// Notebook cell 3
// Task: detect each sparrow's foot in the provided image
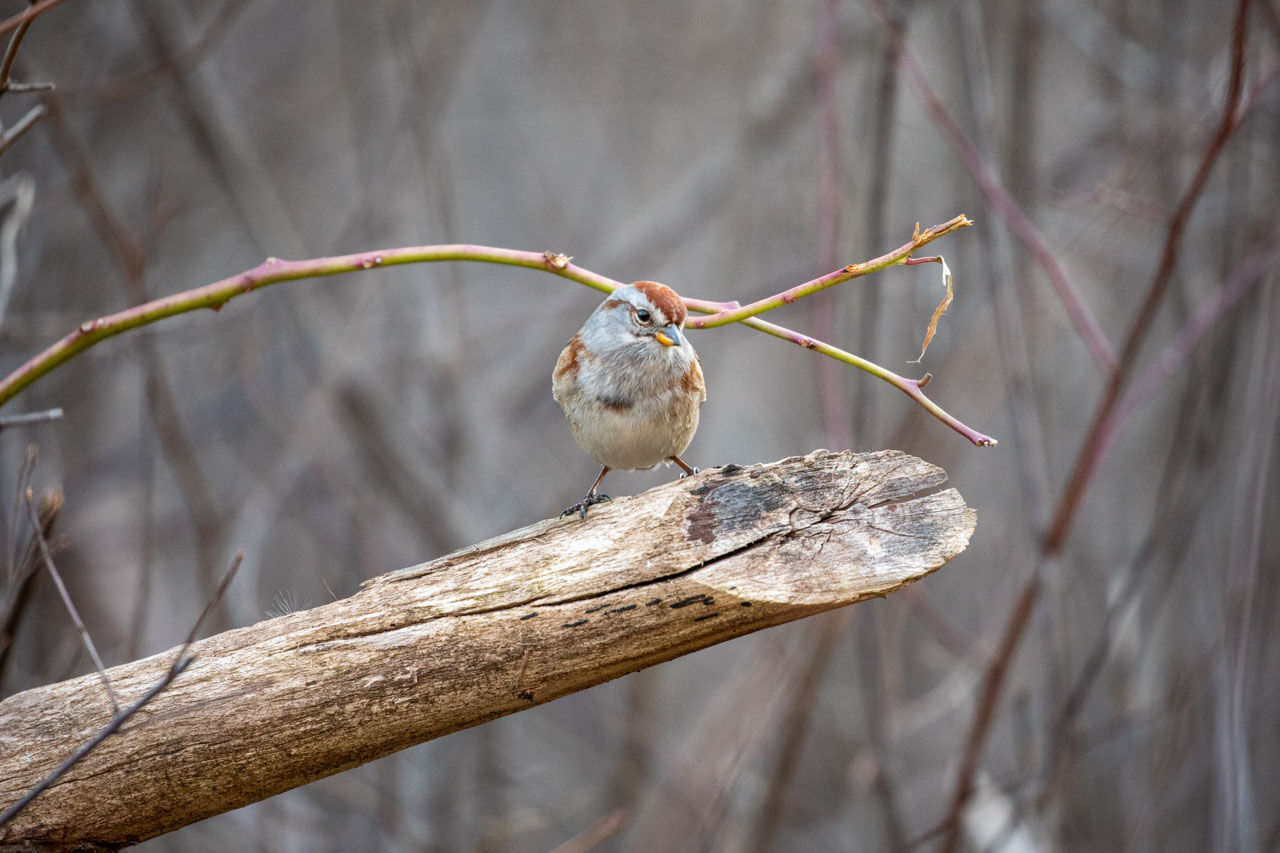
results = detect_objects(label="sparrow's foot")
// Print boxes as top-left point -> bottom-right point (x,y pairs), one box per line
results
678,467 -> 701,480
561,492 -> 612,520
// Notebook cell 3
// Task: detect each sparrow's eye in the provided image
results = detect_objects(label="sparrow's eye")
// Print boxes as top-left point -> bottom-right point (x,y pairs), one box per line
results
636,309 -> 652,324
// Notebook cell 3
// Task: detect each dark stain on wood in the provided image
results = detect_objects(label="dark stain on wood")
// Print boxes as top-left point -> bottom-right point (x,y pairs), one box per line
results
686,471 -> 789,545
519,612 -> 538,620
562,619 -> 588,628
693,613 -> 720,622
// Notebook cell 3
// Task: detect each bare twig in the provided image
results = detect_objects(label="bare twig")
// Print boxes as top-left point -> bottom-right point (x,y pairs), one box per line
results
937,571 -> 1043,853
0,407 -> 61,430
684,216 -> 972,328
811,0 -> 851,450
1220,286 -> 1280,847
23,487 -> 119,713
852,0 -> 905,446
0,0 -> 70,40
0,0 -> 36,96
752,614 -> 847,853
864,0 -> 1116,373
0,656 -> 195,830
1043,0 -> 1254,553
1105,237 -> 1280,470
549,809 -> 627,853
0,172 -> 36,329
46,97 -> 227,608
936,3 -> 1256,848
740,315 -> 997,446
0,103 -> 46,155
0,226 -> 996,445
0,551 -> 242,830
0,456 -> 54,680
0,80 -> 50,93
4,444 -> 36,579
61,0 -> 251,106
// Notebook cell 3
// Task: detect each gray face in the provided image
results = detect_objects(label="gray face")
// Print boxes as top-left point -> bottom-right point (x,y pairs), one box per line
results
576,285 -> 696,402
589,285 -> 684,354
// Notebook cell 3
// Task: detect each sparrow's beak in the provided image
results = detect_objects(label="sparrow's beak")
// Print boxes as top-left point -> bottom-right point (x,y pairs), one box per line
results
655,324 -> 682,347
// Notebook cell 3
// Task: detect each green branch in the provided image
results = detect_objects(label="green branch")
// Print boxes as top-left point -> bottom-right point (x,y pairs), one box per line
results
0,221 -> 996,446
686,214 -> 971,328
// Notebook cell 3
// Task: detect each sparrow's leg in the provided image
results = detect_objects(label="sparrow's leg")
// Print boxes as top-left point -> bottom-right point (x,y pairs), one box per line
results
561,466 -> 612,519
669,455 -> 700,479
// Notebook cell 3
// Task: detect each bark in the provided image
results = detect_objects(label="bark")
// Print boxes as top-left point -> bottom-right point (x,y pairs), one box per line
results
0,449 -> 976,850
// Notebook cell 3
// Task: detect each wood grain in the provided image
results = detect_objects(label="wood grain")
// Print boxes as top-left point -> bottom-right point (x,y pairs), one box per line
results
0,449 -> 975,850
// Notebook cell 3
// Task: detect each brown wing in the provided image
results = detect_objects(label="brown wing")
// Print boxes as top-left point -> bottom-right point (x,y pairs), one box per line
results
683,355 -> 706,404
552,336 -> 584,404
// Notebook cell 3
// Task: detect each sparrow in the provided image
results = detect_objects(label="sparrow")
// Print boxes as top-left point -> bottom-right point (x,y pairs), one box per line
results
552,281 -> 705,518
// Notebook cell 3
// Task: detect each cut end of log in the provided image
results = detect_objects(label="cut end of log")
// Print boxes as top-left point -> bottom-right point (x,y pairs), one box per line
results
0,450 -> 974,848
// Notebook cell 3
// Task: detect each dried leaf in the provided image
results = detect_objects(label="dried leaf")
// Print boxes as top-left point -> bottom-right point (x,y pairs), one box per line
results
543,251 -> 571,270
909,257 -> 953,364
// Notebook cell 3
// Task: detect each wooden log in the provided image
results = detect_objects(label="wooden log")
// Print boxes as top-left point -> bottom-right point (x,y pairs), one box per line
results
0,450 -> 976,850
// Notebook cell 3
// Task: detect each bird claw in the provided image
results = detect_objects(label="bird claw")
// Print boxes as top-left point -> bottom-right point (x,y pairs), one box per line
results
561,493 -> 612,520
679,467 -> 701,480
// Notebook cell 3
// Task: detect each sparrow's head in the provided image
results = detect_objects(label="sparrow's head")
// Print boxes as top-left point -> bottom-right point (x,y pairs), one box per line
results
582,280 -> 690,356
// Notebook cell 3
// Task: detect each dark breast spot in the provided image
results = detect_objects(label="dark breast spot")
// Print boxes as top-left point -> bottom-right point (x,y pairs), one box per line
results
597,395 -> 634,411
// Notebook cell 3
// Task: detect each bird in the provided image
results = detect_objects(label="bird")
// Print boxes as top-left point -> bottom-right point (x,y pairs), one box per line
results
552,281 -> 706,519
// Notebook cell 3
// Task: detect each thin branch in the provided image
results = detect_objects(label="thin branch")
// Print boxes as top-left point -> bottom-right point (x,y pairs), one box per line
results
1043,0 -> 1254,553
549,809 -> 627,853
46,95 -> 227,610
0,551 -> 241,830
5,444 -> 36,579
0,173 -> 36,328
23,487 -> 119,713
937,571 -> 1043,853
0,234 -> 997,445
739,316 -> 997,446
752,614 -> 847,853
0,0 -> 36,96
0,102 -> 46,155
0,0 -> 70,40
185,551 -> 242,647
0,80 -> 51,93
0,407 -> 62,430
936,3 -> 1256,847
0,454 -> 52,680
1107,238 -> 1280,466
0,246 -> 606,408
812,0 -> 851,450
864,0 -> 1117,373
0,656 -> 195,830
61,0 -> 251,106
685,215 -> 971,328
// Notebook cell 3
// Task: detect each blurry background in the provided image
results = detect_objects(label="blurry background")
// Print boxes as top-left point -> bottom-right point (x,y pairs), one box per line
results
1,0 -> 1278,850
